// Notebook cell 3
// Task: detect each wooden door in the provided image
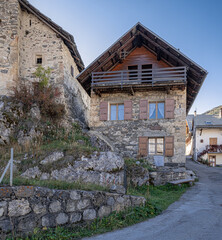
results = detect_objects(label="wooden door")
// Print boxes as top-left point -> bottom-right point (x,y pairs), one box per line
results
209,155 -> 216,167
209,138 -> 217,145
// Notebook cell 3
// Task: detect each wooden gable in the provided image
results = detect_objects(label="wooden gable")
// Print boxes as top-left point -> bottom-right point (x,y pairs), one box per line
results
112,46 -> 170,72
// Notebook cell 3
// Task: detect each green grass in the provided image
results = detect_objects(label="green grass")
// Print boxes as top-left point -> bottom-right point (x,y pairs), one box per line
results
1,177 -> 108,192
6,184 -> 189,240
125,158 -> 154,171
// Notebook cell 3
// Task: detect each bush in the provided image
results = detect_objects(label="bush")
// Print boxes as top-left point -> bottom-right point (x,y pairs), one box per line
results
11,66 -> 65,121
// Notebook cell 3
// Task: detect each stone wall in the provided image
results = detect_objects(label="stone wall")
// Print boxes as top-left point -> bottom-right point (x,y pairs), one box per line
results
0,186 -> 145,238
63,42 -> 90,125
0,0 -> 20,95
0,1 -> 90,126
90,89 -> 186,165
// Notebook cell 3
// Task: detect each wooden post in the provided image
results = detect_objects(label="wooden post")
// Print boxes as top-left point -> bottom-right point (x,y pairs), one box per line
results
10,148 -> 13,186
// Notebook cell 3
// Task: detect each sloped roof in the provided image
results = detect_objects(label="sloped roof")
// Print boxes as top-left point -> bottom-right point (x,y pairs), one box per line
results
19,0 -> 84,72
194,114 -> 222,128
77,22 -> 208,113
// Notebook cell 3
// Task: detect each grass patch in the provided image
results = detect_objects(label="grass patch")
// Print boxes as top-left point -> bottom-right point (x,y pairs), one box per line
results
7,183 -> 189,240
0,123 -> 97,174
1,177 -> 108,192
125,158 -> 154,171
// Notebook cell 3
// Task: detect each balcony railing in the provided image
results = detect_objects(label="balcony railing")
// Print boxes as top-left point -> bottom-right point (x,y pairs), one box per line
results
92,66 -> 187,89
198,145 -> 222,158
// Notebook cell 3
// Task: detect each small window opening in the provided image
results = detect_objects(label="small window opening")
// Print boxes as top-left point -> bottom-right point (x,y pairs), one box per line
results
142,64 -> 152,82
36,55 -> 42,65
30,20 -> 32,26
128,65 -> 138,80
71,65 -> 74,77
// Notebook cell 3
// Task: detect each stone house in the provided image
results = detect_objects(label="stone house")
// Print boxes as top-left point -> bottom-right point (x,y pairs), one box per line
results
77,23 -> 207,166
187,107 -> 222,166
0,0 -> 90,125
1,1 -> 208,167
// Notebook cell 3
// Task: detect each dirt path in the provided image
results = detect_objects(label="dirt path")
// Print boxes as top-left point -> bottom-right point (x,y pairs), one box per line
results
84,160 -> 222,240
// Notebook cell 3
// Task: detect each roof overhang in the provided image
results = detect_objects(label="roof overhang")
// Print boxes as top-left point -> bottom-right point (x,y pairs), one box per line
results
19,0 -> 84,72
77,22 -> 208,113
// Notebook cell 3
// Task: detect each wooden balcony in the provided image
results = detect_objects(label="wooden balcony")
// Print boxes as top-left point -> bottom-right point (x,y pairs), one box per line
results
206,145 -> 222,154
92,66 -> 187,93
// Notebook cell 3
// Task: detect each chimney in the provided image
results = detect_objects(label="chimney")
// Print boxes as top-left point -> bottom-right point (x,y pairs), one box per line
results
194,110 -> 197,117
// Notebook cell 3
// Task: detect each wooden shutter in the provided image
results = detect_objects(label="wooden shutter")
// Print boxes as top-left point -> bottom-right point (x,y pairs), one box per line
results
165,99 -> 175,119
140,100 -> 148,119
139,137 -> 148,156
209,138 -> 217,145
165,136 -> 174,157
99,101 -> 108,121
124,100 -> 132,120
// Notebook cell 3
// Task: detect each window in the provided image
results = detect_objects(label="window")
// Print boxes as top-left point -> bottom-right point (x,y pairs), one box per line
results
149,102 -> 164,119
148,138 -> 164,155
71,65 -> 74,77
142,64 -> 152,82
209,138 -> 217,146
110,103 -> 124,120
36,55 -> 42,65
128,64 -> 152,82
128,65 -> 138,80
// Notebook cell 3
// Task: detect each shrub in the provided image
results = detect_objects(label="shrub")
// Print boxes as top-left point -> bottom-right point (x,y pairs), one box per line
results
11,67 -> 65,121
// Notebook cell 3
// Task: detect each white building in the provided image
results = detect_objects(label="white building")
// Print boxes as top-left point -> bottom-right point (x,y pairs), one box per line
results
187,107 -> 222,166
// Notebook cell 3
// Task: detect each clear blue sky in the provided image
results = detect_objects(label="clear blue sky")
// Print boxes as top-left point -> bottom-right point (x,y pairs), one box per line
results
29,0 -> 222,114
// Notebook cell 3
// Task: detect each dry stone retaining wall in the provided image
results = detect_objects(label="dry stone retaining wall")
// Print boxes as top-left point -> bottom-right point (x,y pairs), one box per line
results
0,186 -> 145,238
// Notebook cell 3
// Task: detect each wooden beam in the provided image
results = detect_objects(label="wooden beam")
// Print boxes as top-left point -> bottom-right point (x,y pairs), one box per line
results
80,34 -> 138,84
139,31 -> 202,80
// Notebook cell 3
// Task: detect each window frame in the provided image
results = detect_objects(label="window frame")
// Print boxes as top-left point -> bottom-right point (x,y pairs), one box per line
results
148,137 -> 164,156
35,54 -> 43,65
110,103 -> 124,121
148,101 -> 165,119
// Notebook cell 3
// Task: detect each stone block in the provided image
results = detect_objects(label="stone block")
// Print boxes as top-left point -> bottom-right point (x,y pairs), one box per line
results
8,200 -> 31,217
70,190 -> 81,200
40,151 -> 64,165
77,199 -> 90,210
56,213 -> 69,225
14,186 -> 34,198
98,206 -> 111,218
49,200 -> 61,213
0,201 -> 7,217
33,203 -> 47,215
18,216 -> 36,232
131,196 -> 146,206
0,187 -> 12,198
42,214 -> 56,227
66,200 -> 76,212
0,219 -> 13,232
83,209 -> 96,221
107,197 -> 115,206
110,185 -> 126,194
70,212 -> 82,223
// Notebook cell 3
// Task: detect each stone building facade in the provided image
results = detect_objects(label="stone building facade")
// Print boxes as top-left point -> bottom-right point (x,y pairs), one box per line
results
0,1 -> 207,165
90,89 -> 186,166
77,23 -> 207,166
0,0 -> 90,125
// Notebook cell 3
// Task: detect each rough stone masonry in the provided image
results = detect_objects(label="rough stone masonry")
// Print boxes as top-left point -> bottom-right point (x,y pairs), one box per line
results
0,186 -> 145,238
